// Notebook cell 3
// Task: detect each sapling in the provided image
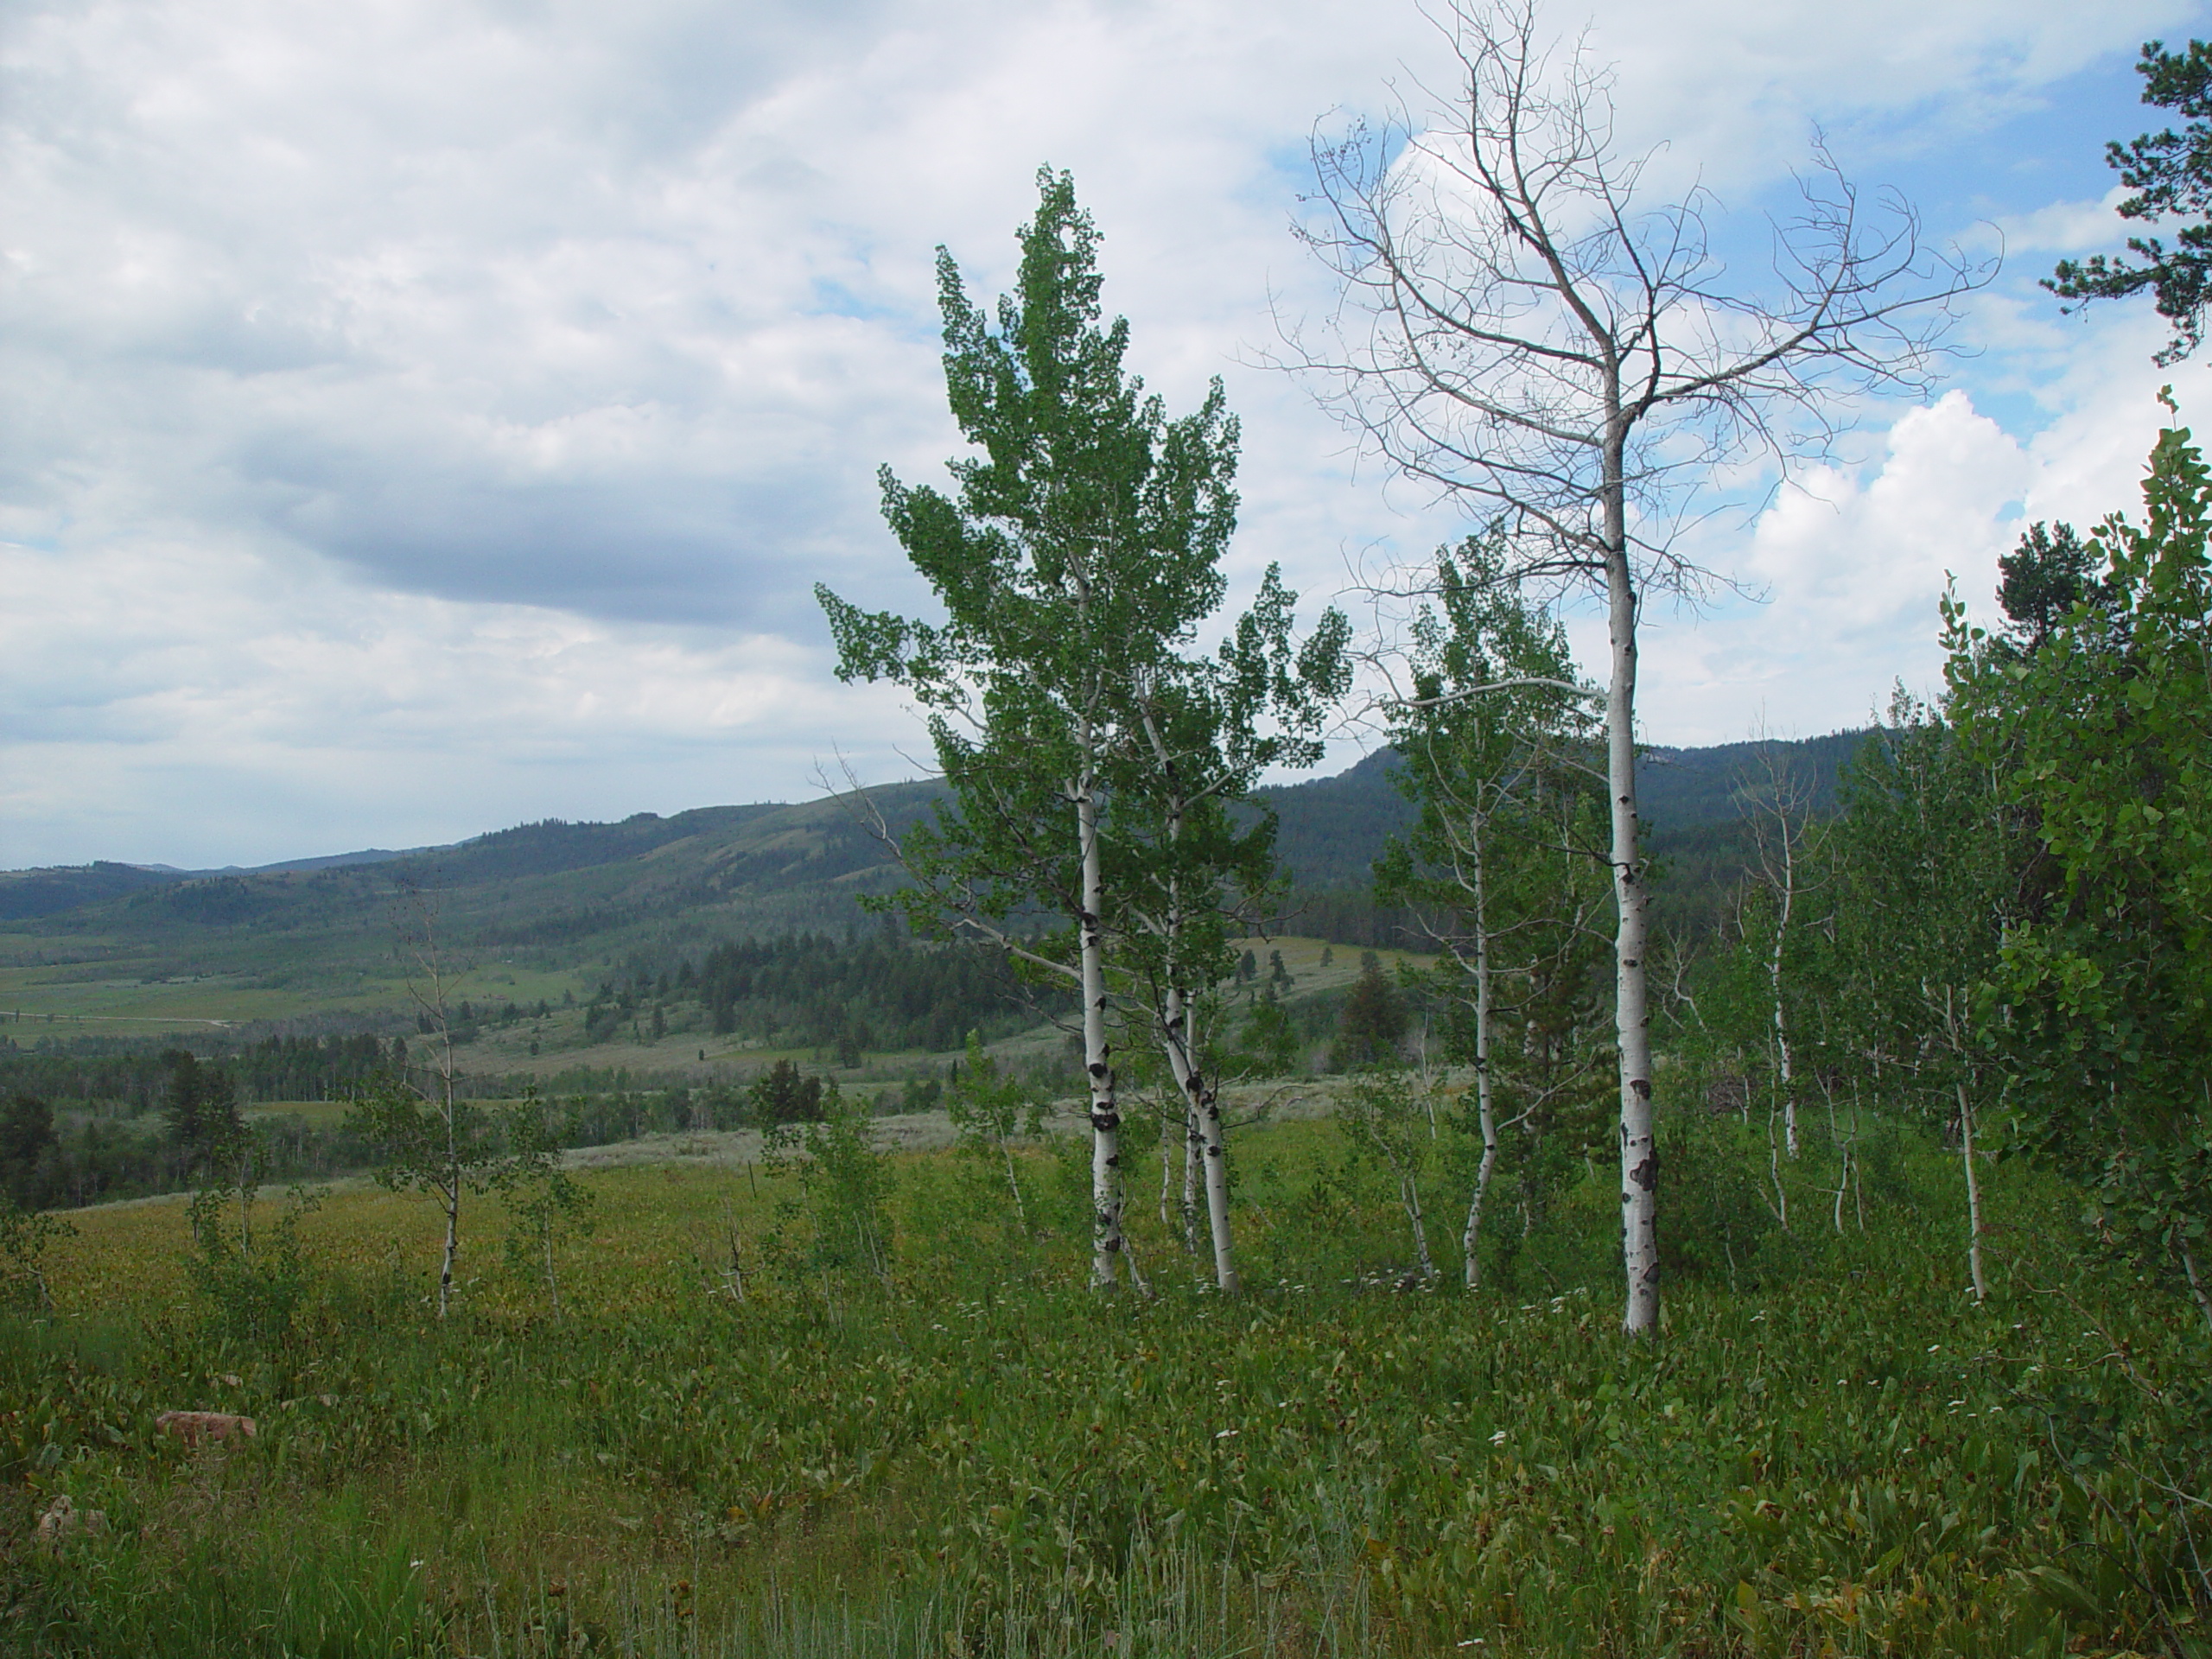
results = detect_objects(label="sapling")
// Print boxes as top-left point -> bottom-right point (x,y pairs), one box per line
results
493,1092 -> 594,1316
1375,537 -> 1607,1290
944,1031 -> 1046,1231
763,1078 -> 895,1282
0,1194 -> 73,1312
1337,1070 -> 1442,1287
347,881 -> 502,1317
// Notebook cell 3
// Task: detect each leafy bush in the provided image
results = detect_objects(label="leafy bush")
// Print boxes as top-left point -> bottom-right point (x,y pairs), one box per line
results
1658,1115 -> 1780,1287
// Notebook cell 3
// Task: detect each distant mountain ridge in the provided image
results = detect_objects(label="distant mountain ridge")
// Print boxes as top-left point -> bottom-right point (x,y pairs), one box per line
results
0,732 -> 1872,940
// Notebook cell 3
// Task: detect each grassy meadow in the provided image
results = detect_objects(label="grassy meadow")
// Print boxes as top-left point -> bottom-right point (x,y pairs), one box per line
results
2,1111 -> 2206,1658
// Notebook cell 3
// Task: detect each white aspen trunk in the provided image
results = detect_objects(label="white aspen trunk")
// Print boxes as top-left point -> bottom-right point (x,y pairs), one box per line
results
1191,992 -> 1238,1294
1854,1115 -> 1866,1234
1163,982 -> 1240,1293
1192,1069 -> 1238,1294
1181,1106 -> 1201,1253
1766,1109 -> 1789,1233
1956,1079 -> 1986,1304
1075,760 -> 1123,1291
1769,823 -> 1797,1160
1158,1109 -> 1173,1230
2179,1243 -> 2212,1332
1462,809 -> 1498,1292
438,1032 -> 460,1319
439,1179 -> 460,1319
1402,1166 -> 1437,1287
1138,703 -> 1237,1291
545,1220 -> 561,1318
1002,1128 -> 1030,1232
1121,1228 -> 1152,1300
1464,1129 -> 1497,1291
721,1199 -> 747,1302
1604,437 -> 1660,1338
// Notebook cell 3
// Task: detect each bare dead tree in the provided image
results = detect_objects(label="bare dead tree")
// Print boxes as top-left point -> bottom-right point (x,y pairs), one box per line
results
1282,0 -> 1987,1334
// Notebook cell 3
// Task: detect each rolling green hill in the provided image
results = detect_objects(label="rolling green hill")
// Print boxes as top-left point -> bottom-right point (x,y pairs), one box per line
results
0,731 -> 1870,1041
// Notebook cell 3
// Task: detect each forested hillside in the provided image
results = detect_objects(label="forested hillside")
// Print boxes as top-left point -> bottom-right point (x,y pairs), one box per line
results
0,732 -> 1854,1005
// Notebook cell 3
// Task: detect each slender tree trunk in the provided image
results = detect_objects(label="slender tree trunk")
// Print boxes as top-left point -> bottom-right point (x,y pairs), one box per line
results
545,1221 -> 561,1318
1766,1109 -> 1790,1233
1163,982 -> 1240,1293
2179,1243 -> 2212,1332
1462,809 -> 1498,1291
1465,1130 -> 1498,1291
1138,701 -> 1239,1291
1402,1164 -> 1438,1287
1604,437 -> 1660,1338
1158,1109 -> 1173,1229
438,1031 -> 460,1319
721,1198 -> 747,1302
1853,1103 -> 1866,1233
1956,1079 -> 1986,1304
1181,1107 -> 1202,1253
1121,1228 -> 1152,1299
1192,1072 -> 1237,1292
439,1179 -> 460,1319
1075,760 -> 1123,1291
1769,823 -> 1798,1159
1001,1129 -> 1030,1231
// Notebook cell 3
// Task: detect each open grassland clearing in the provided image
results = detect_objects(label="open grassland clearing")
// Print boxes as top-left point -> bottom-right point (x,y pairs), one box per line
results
3,1115 -> 2206,1657
0,960 -> 586,1039
0,969 -> 347,1029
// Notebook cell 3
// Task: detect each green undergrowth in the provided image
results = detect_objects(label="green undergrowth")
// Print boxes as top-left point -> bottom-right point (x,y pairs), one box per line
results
1,1114 -> 2206,1656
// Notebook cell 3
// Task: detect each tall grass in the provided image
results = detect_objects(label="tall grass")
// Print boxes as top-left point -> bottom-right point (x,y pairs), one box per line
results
2,1111 -> 2205,1656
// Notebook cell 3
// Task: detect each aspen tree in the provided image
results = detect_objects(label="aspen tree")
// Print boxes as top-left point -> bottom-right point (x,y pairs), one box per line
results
1116,569 -> 1347,1292
1948,413 -> 2212,1327
1288,0 -> 1980,1332
1375,537 -> 1606,1291
1823,693 -> 2013,1305
1735,743 -> 1830,1163
820,169 -> 1244,1290
349,885 -> 480,1318
346,883 -> 553,1318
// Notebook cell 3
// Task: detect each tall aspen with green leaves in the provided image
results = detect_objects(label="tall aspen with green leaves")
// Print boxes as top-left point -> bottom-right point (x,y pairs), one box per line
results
1375,537 -> 1608,1289
1116,569 -> 1348,1293
1948,408 -> 2212,1325
817,168 -> 1246,1292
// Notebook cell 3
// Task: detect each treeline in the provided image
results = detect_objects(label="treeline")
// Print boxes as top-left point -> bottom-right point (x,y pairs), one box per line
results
1656,479 -> 2212,1317
1,1092 -> 375,1212
0,1044 -> 965,1211
582,927 -> 1062,1058
0,1031 -> 404,1109
1265,888 -> 1421,952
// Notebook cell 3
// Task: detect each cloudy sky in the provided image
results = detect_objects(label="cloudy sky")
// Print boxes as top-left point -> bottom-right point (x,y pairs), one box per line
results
3,0 -> 2206,869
